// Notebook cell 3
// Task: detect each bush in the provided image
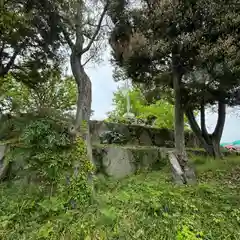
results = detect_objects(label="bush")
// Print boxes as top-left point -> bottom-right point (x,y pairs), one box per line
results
0,115 -> 96,239
0,116 -> 240,239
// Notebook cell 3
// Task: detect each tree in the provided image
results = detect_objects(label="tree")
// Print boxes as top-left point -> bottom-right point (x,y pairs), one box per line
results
0,0 -> 63,79
108,0 -> 240,159
108,86 -> 188,129
30,0 -> 110,164
0,72 -> 77,115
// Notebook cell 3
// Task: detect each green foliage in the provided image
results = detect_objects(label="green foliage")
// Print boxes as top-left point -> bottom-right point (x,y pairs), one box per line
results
9,115 -> 93,183
0,0 -> 63,78
1,146 -> 240,239
176,226 -> 204,240
107,87 -> 190,129
99,131 -> 127,144
0,115 -> 95,239
109,0 -> 240,106
0,73 -> 77,114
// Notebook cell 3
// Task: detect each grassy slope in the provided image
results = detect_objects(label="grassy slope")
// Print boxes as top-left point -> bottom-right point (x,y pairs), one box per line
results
1,156 -> 240,240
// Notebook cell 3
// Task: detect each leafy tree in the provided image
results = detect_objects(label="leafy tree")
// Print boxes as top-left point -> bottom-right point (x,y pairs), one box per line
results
108,87 -> 186,129
0,73 -> 77,115
28,0 -> 111,165
108,0 -> 240,159
0,0 -> 63,79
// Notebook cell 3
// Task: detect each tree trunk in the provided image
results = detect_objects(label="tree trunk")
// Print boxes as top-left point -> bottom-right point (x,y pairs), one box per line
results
211,101 -> 226,158
70,52 -> 93,163
172,71 -> 187,166
185,101 -> 226,158
211,136 -> 222,158
60,0 -> 108,165
172,69 -> 194,184
69,51 -> 94,206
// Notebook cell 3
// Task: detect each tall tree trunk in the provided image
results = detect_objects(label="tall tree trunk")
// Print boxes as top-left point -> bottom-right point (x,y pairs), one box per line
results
172,70 -> 194,184
66,0 -> 108,165
173,70 -> 187,166
70,52 -> 93,164
211,101 -> 226,158
186,101 -> 226,158
170,52 -> 197,184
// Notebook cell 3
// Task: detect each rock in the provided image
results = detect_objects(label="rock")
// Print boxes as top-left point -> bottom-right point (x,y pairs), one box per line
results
168,151 -> 185,184
0,144 -> 9,180
168,151 -> 197,185
89,121 -> 201,148
92,145 -> 167,179
138,128 -> 153,145
90,121 -> 131,145
153,128 -> 174,147
101,146 -> 135,179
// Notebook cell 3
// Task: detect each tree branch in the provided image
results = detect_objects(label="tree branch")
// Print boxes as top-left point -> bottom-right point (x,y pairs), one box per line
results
200,102 -> 211,144
0,40 -> 27,77
185,108 -> 212,153
81,0 -> 109,55
60,23 -> 75,50
212,101 -> 226,140
82,54 -> 95,67
186,109 -> 203,140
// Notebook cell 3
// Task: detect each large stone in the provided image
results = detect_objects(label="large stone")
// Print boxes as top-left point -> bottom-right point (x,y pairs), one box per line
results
90,121 -> 131,145
89,121 -> 201,148
138,128 -> 153,145
93,145 -> 168,179
168,151 -> 185,184
0,144 -> 6,161
0,143 -> 8,180
102,146 -> 135,179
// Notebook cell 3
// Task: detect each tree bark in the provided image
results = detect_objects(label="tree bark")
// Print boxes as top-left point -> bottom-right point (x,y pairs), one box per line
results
172,70 -> 187,166
211,101 -> 226,158
186,101 -> 226,158
172,68 -> 195,184
70,51 -> 93,162
67,0 -> 109,165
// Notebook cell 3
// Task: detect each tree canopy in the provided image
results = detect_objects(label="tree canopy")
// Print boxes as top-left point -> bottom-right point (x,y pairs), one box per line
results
0,0 -> 64,80
108,0 -> 240,158
0,73 -> 77,115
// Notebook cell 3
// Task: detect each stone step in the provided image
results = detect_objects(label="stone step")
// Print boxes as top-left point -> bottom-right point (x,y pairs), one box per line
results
89,120 -> 201,148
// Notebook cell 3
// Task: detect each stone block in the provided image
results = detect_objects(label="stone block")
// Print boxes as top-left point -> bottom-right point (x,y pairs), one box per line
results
93,144 -> 168,179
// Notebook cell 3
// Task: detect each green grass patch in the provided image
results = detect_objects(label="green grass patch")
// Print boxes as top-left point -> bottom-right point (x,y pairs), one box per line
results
1,156 -> 240,239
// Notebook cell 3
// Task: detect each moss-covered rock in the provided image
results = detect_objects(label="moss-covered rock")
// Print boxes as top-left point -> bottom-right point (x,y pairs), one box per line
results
0,143 -> 9,180
93,144 -> 168,178
89,120 -> 201,148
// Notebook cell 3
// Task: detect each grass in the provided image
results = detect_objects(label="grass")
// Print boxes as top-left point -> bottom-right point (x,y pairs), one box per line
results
1,155 -> 240,239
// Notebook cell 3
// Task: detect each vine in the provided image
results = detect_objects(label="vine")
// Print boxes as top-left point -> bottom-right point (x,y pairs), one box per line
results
2,116 -> 95,206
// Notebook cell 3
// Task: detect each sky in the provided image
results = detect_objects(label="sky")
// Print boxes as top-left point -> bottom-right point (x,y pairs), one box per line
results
84,49 -> 240,143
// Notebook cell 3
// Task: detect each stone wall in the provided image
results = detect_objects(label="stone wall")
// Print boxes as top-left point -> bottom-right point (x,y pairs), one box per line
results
0,121 -> 202,181
89,120 -> 201,148
90,121 -> 202,179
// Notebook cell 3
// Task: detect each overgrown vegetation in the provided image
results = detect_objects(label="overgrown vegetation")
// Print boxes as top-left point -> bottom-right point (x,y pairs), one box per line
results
0,116 -> 95,239
1,150 -> 240,239
1,0 -> 240,239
